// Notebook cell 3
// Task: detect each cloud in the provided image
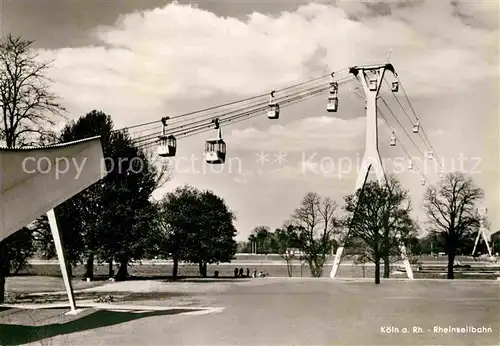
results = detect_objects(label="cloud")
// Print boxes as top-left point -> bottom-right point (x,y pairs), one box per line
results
227,116 -> 366,152
27,1 -> 499,236
232,168 -> 254,183
268,164 -> 307,180
34,1 -> 498,128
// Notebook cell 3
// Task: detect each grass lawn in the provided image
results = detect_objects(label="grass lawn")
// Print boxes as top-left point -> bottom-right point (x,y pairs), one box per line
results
15,262 -> 500,280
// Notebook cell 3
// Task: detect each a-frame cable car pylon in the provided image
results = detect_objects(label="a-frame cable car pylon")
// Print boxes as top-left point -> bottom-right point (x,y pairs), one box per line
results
329,63 -> 414,280
472,208 -> 493,258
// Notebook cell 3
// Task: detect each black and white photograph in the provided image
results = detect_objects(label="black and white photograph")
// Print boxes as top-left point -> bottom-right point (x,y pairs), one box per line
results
0,0 -> 499,345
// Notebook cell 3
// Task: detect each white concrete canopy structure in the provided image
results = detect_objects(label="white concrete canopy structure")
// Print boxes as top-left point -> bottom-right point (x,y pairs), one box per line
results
330,64 -> 414,280
0,136 -> 106,313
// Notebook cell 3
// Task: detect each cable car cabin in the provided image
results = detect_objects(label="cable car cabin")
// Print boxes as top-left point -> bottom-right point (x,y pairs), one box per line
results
412,121 -> 420,133
420,178 -> 426,186
427,150 -> 434,159
369,79 -> 377,91
267,103 -> 280,119
205,139 -> 226,164
326,95 -> 338,112
390,133 -> 396,146
391,81 -> 399,92
157,135 -> 177,157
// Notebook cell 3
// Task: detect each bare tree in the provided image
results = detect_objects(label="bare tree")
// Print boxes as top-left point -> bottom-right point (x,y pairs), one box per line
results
381,176 -> 415,278
274,225 -> 301,277
423,172 -> 483,279
0,34 -> 66,303
0,34 -> 65,147
290,192 -> 339,277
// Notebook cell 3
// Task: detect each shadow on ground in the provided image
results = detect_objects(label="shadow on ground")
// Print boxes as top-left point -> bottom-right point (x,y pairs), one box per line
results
0,308 -> 197,345
7,291 -> 194,305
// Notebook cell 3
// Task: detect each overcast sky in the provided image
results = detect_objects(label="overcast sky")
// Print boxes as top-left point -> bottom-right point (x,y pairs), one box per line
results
2,0 -> 498,240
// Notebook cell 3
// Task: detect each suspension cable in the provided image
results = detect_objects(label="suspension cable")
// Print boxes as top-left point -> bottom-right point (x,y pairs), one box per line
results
377,107 -> 428,183
133,75 -> 354,144
135,75 -> 355,147
116,67 -> 350,134
381,79 -> 444,173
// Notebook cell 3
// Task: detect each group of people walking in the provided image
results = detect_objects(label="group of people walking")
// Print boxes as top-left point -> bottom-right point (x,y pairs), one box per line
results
233,268 -> 267,278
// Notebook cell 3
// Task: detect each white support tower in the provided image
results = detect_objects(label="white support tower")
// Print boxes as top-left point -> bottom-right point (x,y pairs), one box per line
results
330,63 -> 414,280
472,208 -> 493,258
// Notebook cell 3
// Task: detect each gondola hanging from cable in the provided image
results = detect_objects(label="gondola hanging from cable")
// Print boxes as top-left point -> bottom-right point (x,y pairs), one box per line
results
327,73 -> 339,112
412,119 -> 420,133
267,90 -> 280,119
391,81 -> 399,92
157,116 -> 177,157
326,95 -> 338,112
205,118 -> 226,164
390,132 -> 396,146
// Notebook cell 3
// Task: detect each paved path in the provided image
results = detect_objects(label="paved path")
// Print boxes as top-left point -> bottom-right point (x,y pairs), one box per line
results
5,278 -> 494,345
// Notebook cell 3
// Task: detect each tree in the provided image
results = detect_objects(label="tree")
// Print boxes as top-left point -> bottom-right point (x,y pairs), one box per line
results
418,232 -> 444,255
491,231 -> 500,255
0,34 -> 65,303
343,177 -> 414,284
156,185 -> 200,278
274,226 -> 302,277
34,111 -> 114,279
248,234 -> 257,254
0,228 -> 35,275
249,226 -> 272,254
0,34 -> 65,147
352,245 -> 370,278
97,133 -> 159,281
184,190 -> 237,277
289,192 -> 340,277
35,110 -> 165,280
378,177 -> 416,278
156,186 -> 237,278
423,172 -> 483,279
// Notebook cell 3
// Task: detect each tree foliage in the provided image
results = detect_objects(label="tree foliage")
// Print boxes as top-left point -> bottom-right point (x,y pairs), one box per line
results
423,172 -> 483,279
248,226 -> 272,254
184,190 -> 237,277
34,110 -> 163,280
156,185 -> 237,278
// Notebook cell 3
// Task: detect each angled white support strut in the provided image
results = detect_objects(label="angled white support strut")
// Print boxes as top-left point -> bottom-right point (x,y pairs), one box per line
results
330,64 -> 414,280
47,209 -> 77,313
